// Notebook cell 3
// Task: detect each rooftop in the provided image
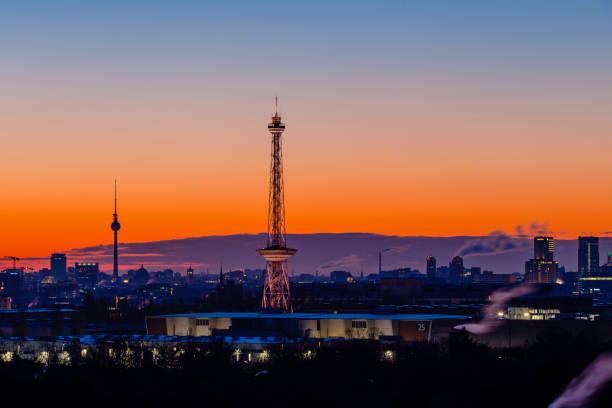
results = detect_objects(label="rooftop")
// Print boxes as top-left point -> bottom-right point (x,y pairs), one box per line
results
154,312 -> 470,320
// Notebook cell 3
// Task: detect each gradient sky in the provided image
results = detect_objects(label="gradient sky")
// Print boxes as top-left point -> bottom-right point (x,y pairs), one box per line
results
2,1 -> 612,263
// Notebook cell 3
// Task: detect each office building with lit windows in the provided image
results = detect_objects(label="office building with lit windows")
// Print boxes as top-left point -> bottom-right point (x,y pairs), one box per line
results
75,262 -> 99,288
525,237 -> 558,284
578,236 -> 599,276
534,236 -> 554,261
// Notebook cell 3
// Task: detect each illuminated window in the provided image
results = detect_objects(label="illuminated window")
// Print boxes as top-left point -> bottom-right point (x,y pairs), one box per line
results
351,320 -> 367,329
196,319 -> 209,326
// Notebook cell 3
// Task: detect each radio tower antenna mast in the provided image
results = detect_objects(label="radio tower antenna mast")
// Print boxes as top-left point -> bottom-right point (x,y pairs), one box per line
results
111,179 -> 121,284
257,97 -> 296,312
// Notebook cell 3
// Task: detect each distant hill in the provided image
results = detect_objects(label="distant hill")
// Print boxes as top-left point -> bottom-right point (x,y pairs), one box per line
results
66,233 -> 612,276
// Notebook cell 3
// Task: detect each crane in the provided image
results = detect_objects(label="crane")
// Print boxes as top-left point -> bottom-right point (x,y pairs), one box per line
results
4,256 -> 19,270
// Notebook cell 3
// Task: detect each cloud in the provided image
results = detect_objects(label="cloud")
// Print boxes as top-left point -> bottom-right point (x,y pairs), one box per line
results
14,257 -> 50,261
14,232 -> 578,276
68,245 -> 110,255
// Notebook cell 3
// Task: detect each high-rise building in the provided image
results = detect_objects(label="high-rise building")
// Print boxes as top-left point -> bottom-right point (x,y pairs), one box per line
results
525,237 -> 558,284
426,256 -> 436,278
111,180 -> 121,284
468,266 -> 482,282
257,98 -> 296,312
534,236 -> 554,261
186,265 -> 194,285
50,253 -> 67,281
0,270 -> 22,296
601,252 -> 612,276
449,256 -> 464,284
132,264 -> 149,286
436,266 -> 449,281
525,259 -> 558,284
578,236 -> 599,276
75,262 -> 99,288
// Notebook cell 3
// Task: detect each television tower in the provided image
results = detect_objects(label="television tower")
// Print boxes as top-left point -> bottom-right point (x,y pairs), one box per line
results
111,180 -> 121,284
257,98 -> 296,312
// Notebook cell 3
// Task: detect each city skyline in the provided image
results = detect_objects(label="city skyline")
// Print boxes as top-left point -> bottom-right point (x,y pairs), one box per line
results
8,233 -> 612,277
2,3 -> 612,407
2,1 -> 612,256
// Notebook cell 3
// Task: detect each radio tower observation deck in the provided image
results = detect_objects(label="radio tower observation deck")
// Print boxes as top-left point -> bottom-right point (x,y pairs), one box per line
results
257,97 -> 296,312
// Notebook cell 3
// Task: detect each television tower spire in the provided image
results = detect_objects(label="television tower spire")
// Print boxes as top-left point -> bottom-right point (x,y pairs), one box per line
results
111,179 -> 121,284
257,98 -> 296,312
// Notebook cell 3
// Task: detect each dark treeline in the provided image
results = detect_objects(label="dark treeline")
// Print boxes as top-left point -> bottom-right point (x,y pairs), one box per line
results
0,330 -> 610,407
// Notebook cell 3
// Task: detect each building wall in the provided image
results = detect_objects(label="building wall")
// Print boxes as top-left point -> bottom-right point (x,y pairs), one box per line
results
195,318 -> 212,336
153,316 -> 454,341
373,319 -> 394,337
398,321 -> 430,341
170,317 -> 194,336
162,316 -> 233,336
325,318 -> 347,338
214,317 -> 232,330
298,319 -> 320,338
507,306 -> 561,320
145,317 -> 167,335
525,259 -> 558,284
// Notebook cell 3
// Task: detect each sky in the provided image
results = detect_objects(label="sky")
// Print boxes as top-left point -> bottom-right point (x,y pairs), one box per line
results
1,1 -> 612,265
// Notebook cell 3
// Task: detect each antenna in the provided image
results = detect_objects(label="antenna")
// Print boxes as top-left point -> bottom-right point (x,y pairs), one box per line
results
114,179 -> 117,215
275,96 -> 278,115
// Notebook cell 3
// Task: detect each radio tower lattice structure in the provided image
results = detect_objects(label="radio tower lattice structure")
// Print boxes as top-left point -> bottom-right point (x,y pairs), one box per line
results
257,97 -> 296,312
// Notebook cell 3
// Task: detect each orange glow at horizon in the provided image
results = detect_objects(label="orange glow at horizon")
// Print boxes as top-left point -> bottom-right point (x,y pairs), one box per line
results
2,1 -> 612,275
2,96 -> 611,265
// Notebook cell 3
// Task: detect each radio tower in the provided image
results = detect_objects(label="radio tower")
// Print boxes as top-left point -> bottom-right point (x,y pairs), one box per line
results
257,97 -> 296,312
111,180 -> 121,284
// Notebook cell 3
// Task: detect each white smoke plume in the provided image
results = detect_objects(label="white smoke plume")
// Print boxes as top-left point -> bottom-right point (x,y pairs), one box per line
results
454,221 -> 551,258
27,297 -> 39,309
514,221 -> 550,238
455,230 -> 524,257
383,245 -> 412,255
548,353 -> 612,408
316,254 -> 363,273
454,284 -> 536,334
